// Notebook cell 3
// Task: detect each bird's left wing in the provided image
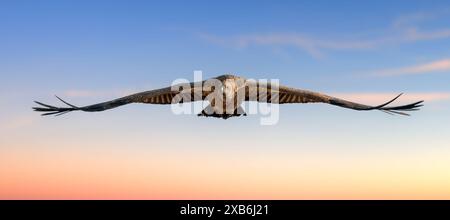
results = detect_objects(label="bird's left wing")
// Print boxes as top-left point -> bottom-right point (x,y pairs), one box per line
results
33,82 -> 209,116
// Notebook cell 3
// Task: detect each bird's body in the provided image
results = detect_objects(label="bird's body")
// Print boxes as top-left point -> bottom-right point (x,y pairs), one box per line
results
198,74 -> 249,118
33,74 -> 424,118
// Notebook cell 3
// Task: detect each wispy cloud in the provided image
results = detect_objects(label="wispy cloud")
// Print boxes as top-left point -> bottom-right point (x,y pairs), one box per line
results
403,27 -> 450,41
200,10 -> 450,57
200,33 -> 378,58
393,10 -> 450,41
392,11 -> 439,28
370,58 -> 450,76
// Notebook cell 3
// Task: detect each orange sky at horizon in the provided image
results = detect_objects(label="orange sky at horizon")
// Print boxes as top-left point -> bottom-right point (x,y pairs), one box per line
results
2,142 -> 450,200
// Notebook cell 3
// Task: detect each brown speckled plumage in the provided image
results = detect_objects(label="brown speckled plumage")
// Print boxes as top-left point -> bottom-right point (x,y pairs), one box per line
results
33,74 -> 424,118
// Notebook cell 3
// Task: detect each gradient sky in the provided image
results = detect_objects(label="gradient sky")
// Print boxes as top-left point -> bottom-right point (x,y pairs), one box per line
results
1,0 -> 450,199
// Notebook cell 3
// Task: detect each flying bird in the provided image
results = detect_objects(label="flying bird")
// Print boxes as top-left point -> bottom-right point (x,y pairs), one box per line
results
33,74 -> 424,119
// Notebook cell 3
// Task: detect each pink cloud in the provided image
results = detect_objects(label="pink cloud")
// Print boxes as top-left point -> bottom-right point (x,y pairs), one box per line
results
371,58 -> 450,76
63,89 -> 138,98
64,90 -> 103,98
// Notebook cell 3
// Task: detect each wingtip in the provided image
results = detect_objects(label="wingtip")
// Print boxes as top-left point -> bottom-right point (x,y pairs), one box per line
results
370,93 -> 403,110
54,95 -> 79,108
371,93 -> 424,116
33,97 -> 78,116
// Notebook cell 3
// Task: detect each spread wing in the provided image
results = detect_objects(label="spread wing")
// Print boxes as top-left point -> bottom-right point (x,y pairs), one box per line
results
244,81 -> 424,116
33,82 -> 209,116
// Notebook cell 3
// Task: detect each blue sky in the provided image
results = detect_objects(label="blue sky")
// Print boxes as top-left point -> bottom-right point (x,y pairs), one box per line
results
1,0 -> 450,130
2,0 -> 450,93
1,0 -> 450,199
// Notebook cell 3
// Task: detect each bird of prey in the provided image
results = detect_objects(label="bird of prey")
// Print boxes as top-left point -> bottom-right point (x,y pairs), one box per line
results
33,74 -> 423,119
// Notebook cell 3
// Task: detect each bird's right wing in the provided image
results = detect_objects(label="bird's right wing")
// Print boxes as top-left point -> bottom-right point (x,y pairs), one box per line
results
244,81 -> 424,116
33,81 -> 210,116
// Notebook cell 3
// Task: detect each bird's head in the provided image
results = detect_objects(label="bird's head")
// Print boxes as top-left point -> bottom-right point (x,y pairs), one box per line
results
222,79 -> 237,99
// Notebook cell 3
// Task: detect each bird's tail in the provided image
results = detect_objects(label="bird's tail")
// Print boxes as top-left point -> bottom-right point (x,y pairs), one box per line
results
197,105 -> 247,119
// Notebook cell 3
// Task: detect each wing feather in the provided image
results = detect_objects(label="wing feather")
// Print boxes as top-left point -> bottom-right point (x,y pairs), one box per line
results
244,81 -> 424,115
33,81 -> 209,116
